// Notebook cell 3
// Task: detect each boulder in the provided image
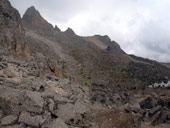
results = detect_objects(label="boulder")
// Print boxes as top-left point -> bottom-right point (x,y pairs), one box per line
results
124,103 -> 141,113
21,90 -> 44,113
152,110 -> 170,126
5,125 -> 24,128
0,62 -> 7,69
48,99 -> 55,112
18,111 -> 44,127
139,97 -> 156,109
149,105 -> 162,116
1,115 -> 18,126
0,86 -> 25,114
57,101 -> 89,122
157,97 -> 170,109
57,103 -> 75,121
42,118 -> 68,128
3,68 -> 15,78
0,86 -> 44,114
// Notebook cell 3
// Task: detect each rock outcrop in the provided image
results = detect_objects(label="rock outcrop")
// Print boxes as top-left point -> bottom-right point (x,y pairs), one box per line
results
0,0 -> 30,58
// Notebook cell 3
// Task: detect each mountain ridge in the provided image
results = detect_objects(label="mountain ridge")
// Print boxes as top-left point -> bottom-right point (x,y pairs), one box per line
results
21,6 -> 170,87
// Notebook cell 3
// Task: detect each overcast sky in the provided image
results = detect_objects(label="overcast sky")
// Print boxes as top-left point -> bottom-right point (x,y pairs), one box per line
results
10,0 -> 170,62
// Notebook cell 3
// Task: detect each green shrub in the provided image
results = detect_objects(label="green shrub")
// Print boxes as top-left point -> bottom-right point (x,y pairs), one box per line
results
0,109 -> 4,118
84,82 -> 89,86
64,75 -> 68,79
130,86 -> 137,90
37,72 -> 41,77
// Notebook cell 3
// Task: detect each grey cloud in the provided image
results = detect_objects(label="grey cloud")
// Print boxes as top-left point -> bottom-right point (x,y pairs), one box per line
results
131,19 -> 170,62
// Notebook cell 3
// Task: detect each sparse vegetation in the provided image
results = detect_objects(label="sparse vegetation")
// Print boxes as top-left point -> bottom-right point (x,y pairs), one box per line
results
37,71 -> 41,77
87,76 -> 91,80
84,82 -> 89,86
129,86 -> 137,91
64,75 -> 68,79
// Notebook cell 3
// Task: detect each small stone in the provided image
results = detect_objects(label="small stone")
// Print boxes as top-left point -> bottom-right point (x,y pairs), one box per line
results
49,99 -> 55,112
22,72 -> 28,78
0,63 -> 7,69
149,105 -> 162,116
3,68 -> 15,78
1,115 -> 18,126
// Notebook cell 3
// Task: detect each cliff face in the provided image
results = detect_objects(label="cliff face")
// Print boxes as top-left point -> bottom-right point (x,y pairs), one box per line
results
0,0 -> 30,58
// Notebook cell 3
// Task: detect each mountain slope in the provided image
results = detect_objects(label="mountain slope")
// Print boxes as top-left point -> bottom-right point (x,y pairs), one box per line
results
22,6 -> 170,87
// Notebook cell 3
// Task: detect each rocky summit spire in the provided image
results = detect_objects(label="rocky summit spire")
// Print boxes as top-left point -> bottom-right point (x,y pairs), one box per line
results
22,6 -> 41,26
64,27 -> 76,35
22,6 -> 60,37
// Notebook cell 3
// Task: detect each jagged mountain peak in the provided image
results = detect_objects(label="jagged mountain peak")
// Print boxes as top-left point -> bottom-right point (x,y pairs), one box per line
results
94,35 -> 111,42
64,27 -> 76,35
25,6 -> 37,13
22,6 -> 41,22
22,6 -> 60,37
54,25 -> 61,32
28,6 -> 36,11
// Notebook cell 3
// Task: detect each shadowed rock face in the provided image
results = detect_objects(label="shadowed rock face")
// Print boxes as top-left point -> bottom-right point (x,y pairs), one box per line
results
0,0 -> 30,58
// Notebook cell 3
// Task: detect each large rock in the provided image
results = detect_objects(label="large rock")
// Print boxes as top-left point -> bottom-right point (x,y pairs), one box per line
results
42,118 -> 68,128
0,86 -> 25,114
124,103 -> 141,113
57,101 -> 89,122
149,105 -> 162,116
1,115 -> 18,126
152,110 -> 170,126
139,97 -> 156,109
18,111 -> 44,127
0,86 -> 44,114
3,68 -> 15,78
24,90 -> 44,109
5,125 -> 23,128
0,62 -> 7,69
57,103 -> 75,121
